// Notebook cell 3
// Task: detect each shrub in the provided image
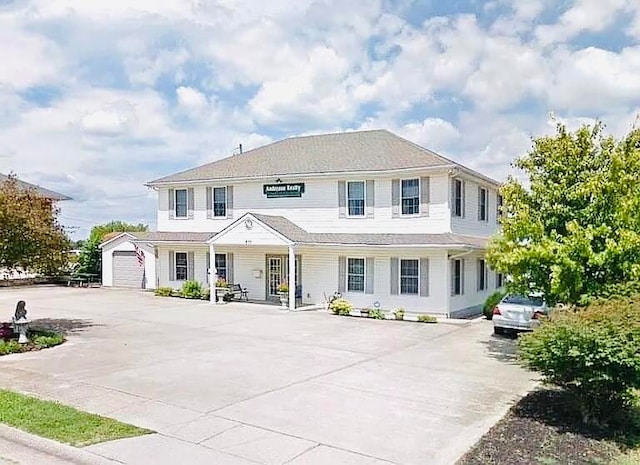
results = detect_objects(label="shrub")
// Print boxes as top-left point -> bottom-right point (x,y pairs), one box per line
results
394,308 -> 405,319
329,298 -> 352,316
31,332 -> 64,349
154,287 -> 173,297
369,308 -> 385,320
0,340 -> 21,355
201,288 -> 210,301
518,296 -> 640,426
180,280 -> 203,299
483,290 -> 506,320
417,314 -> 437,323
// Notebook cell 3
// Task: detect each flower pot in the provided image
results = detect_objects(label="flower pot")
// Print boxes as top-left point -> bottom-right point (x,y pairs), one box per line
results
279,292 -> 288,308
360,309 -> 370,318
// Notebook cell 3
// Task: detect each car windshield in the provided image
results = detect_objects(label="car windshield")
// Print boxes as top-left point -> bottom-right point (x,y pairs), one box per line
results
502,295 -> 544,307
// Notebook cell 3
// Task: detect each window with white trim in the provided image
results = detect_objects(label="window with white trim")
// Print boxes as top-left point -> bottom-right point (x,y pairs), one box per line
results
175,189 -> 188,218
215,253 -> 227,280
401,179 -> 420,215
477,259 -> 487,291
496,272 -> 504,288
347,181 -> 365,217
452,259 -> 464,295
175,252 -> 188,281
213,187 -> 227,217
478,187 -> 488,222
453,179 -> 464,217
400,259 -> 419,295
347,258 -> 365,292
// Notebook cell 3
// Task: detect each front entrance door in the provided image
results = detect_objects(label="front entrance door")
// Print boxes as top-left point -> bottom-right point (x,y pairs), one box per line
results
266,255 -> 302,301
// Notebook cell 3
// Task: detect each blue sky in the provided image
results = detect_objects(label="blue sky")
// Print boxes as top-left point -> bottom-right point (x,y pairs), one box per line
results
1,0 -> 639,239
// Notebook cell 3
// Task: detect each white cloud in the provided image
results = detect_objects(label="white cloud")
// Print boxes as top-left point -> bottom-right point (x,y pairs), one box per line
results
176,87 -> 208,110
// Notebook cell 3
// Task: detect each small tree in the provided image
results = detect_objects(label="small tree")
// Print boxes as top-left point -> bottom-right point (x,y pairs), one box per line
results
78,221 -> 148,275
488,123 -> 640,305
0,175 -> 70,275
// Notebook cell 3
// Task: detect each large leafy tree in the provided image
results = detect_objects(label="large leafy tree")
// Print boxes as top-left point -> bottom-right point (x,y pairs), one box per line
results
78,221 -> 148,275
0,175 -> 71,275
487,123 -> 640,305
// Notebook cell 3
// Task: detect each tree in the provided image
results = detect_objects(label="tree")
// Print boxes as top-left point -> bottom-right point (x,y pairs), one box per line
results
78,221 -> 148,276
487,123 -> 640,305
0,175 -> 70,275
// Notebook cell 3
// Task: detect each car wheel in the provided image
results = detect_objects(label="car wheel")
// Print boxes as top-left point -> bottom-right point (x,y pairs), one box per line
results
494,326 -> 505,335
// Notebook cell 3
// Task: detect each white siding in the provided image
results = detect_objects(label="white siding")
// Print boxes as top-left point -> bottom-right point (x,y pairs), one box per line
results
156,172 -> 452,234
156,246 -> 209,289
102,236 -> 156,289
450,177 -> 500,237
449,252 -> 495,317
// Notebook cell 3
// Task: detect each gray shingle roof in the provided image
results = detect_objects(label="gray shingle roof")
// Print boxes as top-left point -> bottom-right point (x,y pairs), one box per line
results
0,174 -> 70,201
247,213 -> 488,248
148,130 -> 498,185
132,231 -> 215,243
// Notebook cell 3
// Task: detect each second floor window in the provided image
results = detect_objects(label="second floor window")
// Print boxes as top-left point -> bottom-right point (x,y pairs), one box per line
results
347,258 -> 365,292
213,187 -> 227,217
175,189 -> 188,218
497,193 -> 503,223
478,187 -> 488,222
453,179 -> 464,217
347,181 -> 365,217
402,179 -> 420,215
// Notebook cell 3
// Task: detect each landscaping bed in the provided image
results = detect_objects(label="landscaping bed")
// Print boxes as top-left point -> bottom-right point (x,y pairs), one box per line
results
0,329 -> 65,356
457,389 -> 640,465
0,390 -> 151,446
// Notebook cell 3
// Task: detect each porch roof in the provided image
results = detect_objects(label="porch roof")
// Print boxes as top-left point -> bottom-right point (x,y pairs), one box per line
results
210,213 -> 488,249
129,231 -> 215,244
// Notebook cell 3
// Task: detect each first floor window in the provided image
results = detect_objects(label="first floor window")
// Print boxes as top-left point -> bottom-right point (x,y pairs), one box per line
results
175,189 -> 188,218
347,258 -> 365,292
401,178 -> 420,215
213,187 -> 227,217
497,193 -> 503,223
477,259 -> 487,291
452,259 -> 464,295
175,252 -> 188,281
453,179 -> 464,217
400,259 -> 419,295
496,272 -> 504,288
347,181 -> 365,216
215,253 -> 227,280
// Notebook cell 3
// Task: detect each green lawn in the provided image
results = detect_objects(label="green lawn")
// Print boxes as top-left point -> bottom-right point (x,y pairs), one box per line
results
0,389 -> 151,446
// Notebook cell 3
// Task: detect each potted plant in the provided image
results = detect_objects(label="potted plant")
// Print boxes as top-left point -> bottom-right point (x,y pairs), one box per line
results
360,307 -> 371,318
277,282 -> 289,307
394,308 -> 405,320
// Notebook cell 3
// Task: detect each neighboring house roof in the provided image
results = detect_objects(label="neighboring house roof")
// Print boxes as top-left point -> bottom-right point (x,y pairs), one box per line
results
0,173 -> 71,201
213,213 -> 488,249
147,130 -> 500,186
100,231 -> 214,248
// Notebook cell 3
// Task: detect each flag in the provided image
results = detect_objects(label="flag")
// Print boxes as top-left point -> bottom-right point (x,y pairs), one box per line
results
134,245 -> 145,267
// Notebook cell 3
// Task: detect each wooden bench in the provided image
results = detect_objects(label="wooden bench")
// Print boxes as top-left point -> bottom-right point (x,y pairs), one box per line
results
227,284 -> 248,301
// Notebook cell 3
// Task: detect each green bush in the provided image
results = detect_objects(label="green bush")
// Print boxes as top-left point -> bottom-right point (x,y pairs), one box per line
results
518,296 -> 640,426
417,314 -> 437,323
0,330 -> 64,355
329,298 -> 352,316
154,287 -> 173,297
483,290 -> 506,320
31,332 -> 64,349
0,340 -> 21,355
394,308 -> 405,319
201,288 -> 210,301
180,280 -> 203,299
369,308 -> 385,320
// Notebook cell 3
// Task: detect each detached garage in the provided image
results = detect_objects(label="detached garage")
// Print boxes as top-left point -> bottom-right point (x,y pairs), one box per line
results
100,232 -> 156,289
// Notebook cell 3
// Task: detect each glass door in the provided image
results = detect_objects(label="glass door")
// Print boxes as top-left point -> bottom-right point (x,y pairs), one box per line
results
268,257 -> 282,297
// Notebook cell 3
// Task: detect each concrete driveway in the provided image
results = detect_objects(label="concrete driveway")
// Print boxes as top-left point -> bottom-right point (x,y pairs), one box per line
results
0,287 -> 535,465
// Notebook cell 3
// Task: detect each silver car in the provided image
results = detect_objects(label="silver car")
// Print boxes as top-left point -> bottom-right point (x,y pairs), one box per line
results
492,294 -> 548,335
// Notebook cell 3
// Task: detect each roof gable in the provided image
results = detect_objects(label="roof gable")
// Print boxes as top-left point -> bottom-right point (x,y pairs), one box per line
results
148,130 -> 498,186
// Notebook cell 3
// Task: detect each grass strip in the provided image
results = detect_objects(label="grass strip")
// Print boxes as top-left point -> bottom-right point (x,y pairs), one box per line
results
0,389 -> 152,446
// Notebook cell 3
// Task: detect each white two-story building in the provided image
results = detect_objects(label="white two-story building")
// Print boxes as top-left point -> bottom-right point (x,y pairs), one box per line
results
101,130 -> 503,317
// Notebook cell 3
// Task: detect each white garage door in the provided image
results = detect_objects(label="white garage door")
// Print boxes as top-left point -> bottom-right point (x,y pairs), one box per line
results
112,251 -> 144,288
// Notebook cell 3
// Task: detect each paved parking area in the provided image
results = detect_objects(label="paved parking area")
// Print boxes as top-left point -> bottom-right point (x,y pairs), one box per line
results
0,287 -> 535,465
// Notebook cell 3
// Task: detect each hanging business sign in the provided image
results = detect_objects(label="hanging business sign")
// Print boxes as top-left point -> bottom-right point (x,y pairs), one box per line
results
263,183 -> 305,198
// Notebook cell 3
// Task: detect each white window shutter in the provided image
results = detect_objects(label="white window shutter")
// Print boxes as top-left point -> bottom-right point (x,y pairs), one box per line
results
168,189 -> 175,220
420,177 -> 430,217
226,186 -> 234,219
366,180 -> 375,218
227,253 -> 234,284
206,187 -> 212,219
187,188 -> 195,219
187,252 -> 195,280
365,257 -> 374,294
338,256 -> 346,293
338,182 -> 346,218
419,258 -> 429,296
390,257 -> 399,295
169,250 -> 175,281
391,180 -> 400,218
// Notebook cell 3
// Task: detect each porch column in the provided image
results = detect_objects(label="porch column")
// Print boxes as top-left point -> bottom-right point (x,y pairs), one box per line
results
209,243 -> 216,304
288,245 -> 295,311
